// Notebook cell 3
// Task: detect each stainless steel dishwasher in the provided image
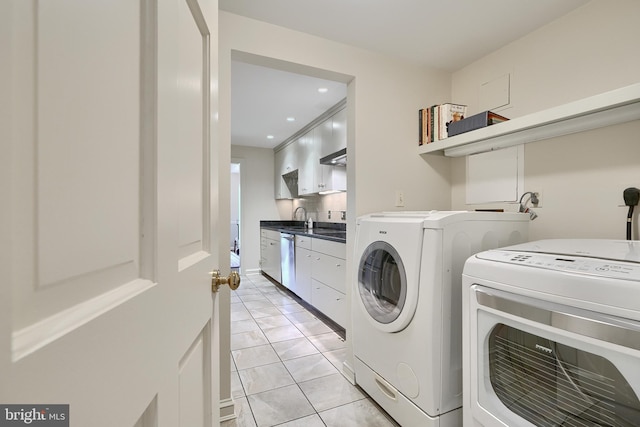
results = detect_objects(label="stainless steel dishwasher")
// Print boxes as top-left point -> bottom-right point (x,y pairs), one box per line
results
280,232 -> 296,290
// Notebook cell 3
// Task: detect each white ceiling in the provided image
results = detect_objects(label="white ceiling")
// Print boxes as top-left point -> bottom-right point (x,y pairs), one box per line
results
222,0 -> 589,149
231,61 -> 347,149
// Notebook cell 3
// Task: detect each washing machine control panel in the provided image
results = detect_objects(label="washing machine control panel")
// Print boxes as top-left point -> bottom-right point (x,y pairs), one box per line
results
477,250 -> 640,281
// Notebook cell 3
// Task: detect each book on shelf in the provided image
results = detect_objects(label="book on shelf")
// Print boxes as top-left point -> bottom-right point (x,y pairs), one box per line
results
431,104 -> 439,143
425,107 -> 432,143
419,109 -> 424,145
419,103 -> 468,145
417,106 -> 434,145
447,110 -> 509,137
418,108 -> 429,145
438,103 -> 467,140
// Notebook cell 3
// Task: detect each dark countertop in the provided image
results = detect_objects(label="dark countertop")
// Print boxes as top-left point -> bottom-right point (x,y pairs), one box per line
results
260,220 -> 346,243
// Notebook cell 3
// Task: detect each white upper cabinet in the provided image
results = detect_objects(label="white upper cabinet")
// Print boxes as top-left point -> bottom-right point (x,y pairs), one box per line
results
274,141 -> 298,199
274,102 -> 347,198
297,129 -> 317,196
317,164 -> 346,193
321,108 -> 347,158
279,141 -> 298,174
316,109 -> 347,193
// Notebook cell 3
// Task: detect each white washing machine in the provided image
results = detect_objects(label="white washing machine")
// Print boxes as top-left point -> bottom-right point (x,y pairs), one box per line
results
462,239 -> 640,427
352,211 -> 529,427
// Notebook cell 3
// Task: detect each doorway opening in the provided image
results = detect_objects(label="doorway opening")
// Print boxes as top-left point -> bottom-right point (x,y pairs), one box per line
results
230,161 -> 241,272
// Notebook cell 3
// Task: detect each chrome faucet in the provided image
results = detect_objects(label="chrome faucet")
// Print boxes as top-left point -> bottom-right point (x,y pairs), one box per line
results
293,206 -> 307,221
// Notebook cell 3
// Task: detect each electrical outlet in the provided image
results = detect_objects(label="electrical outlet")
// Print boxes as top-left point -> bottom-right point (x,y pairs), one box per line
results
395,190 -> 405,207
532,190 -> 542,208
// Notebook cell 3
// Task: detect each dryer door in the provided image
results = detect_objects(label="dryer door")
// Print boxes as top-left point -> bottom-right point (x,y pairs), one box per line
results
358,241 -> 410,329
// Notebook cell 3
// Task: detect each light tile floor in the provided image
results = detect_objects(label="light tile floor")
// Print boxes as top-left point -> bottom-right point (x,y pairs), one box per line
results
222,273 -> 399,427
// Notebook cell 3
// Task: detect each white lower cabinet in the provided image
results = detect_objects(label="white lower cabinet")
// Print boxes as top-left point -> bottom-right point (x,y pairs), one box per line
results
310,238 -> 346,327
294,236 -> 312,301
311,251 -> 346,293
311,279 -> 346,328
260,229 -> 281,282
262,229 -> 346,328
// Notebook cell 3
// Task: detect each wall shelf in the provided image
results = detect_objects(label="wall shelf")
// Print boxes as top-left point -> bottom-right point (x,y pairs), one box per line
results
418,83 -> 640,157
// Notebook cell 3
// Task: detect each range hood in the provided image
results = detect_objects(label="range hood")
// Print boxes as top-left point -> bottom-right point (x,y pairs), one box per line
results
282,170 -> 298,198
319,148 -> 347,166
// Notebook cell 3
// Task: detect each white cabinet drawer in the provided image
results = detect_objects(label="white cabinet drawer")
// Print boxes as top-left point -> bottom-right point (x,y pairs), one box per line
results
261,228 -> 281,241
295,234 -> 312,250
260,228 -> 281,281
311,238 -> 346,259
261,237 -> 278,249
311,279 -> 346,328
311,252 -> 345,293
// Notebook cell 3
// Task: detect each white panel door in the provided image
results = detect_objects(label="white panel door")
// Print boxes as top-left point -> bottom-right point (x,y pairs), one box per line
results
0,1 -> 223,426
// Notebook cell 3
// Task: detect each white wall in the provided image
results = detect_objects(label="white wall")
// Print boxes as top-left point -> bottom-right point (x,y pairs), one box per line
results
231,146 -> 283,274
452,0 -> 640,118
230,166 -> 239,250
450,0 -> 640,241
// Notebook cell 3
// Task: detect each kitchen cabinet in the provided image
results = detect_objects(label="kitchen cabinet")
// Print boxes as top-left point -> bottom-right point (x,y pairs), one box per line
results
299,111 -> 347,195
311,281 -> 346,328
315,113 -> 346,193
260,227 -> 346,329
297,129 -> 316,196
316,164 -> 346,194
310,238 -> 346,327
293,235 -> 312,301
274,105 -> 347,198
260,229 -> 281,281
278,141 -> 298,173
274,142 -> 298,199
320,107 -> 347,158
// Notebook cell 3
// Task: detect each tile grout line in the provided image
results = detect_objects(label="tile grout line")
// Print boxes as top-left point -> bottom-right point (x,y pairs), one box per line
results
231,274 -> 349,426
230,274 -> 396,427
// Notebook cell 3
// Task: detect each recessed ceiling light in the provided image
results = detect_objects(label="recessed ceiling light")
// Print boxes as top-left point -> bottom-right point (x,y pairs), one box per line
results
286,117 -> 295,122
267,135 -> 274,139
318,88 -> 328,93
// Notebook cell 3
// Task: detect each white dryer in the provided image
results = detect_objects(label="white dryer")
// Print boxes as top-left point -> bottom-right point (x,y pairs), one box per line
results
352,211 -> 529,427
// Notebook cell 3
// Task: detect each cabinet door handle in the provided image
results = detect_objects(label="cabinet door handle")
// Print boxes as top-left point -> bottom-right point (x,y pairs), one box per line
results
336,263 -> 341,267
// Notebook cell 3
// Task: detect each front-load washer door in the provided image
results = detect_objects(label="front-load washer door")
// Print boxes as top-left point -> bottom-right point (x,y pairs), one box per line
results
358,240 -> 413,332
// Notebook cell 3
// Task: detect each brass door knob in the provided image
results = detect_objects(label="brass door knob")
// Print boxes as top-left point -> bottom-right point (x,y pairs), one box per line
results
211,269 -> 241,293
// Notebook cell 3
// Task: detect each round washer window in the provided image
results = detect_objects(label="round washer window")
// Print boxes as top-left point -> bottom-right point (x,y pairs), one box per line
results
358,241 -> 407,324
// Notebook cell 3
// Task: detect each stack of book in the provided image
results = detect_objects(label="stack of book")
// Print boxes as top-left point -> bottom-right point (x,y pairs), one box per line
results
418,103 -> 467,145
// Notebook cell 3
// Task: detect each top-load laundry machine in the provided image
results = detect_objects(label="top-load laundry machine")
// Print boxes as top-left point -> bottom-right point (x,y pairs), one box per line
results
352,211 -> 529,427
462,239 -> 640,427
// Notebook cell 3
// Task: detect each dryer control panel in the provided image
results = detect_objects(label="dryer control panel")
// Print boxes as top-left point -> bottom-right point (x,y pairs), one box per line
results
476,250 -> 640,282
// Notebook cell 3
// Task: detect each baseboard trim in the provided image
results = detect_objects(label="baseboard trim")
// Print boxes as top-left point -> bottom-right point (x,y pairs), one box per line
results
219,398 -> 236,422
